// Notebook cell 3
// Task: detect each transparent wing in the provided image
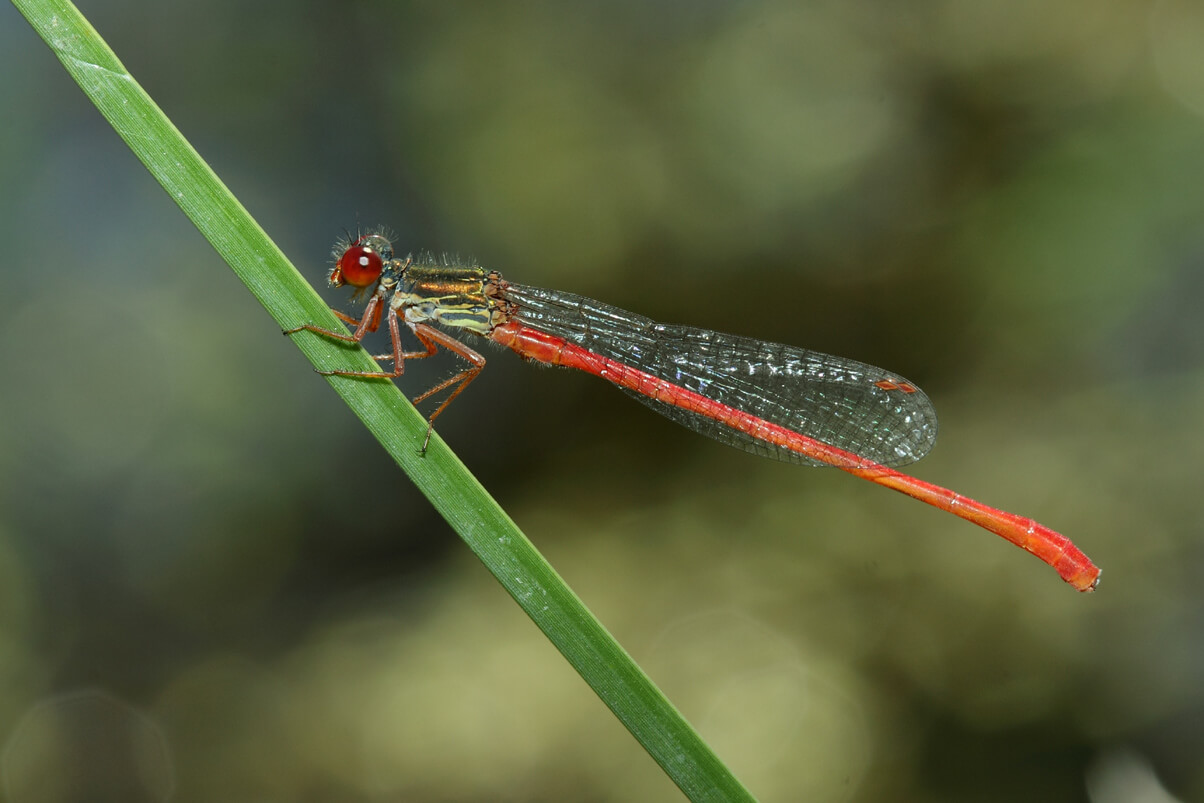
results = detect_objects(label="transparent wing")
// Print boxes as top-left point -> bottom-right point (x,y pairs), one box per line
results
501,283 -> 938,467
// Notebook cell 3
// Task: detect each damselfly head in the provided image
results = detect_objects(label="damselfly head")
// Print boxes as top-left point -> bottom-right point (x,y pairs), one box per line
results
329,233 -> 394,293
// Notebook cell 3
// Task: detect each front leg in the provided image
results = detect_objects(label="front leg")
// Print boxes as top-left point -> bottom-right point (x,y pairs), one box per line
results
286,298 -> 433,379
284,294 -> 384,344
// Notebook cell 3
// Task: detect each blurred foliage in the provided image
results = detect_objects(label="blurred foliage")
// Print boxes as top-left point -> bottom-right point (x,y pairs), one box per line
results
3,0 -> 1204,800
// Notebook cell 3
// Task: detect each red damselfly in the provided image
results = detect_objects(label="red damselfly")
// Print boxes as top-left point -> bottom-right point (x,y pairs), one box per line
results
286,232 -> 1100,591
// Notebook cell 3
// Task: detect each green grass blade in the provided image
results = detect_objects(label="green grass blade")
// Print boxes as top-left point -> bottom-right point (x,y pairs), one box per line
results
12,0 -> 757,799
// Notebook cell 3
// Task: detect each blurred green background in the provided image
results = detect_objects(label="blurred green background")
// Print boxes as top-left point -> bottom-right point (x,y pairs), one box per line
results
3,1 -> 1203,800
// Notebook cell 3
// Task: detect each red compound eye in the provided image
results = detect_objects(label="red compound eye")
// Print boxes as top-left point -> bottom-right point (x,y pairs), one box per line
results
331,244 -> 384,288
